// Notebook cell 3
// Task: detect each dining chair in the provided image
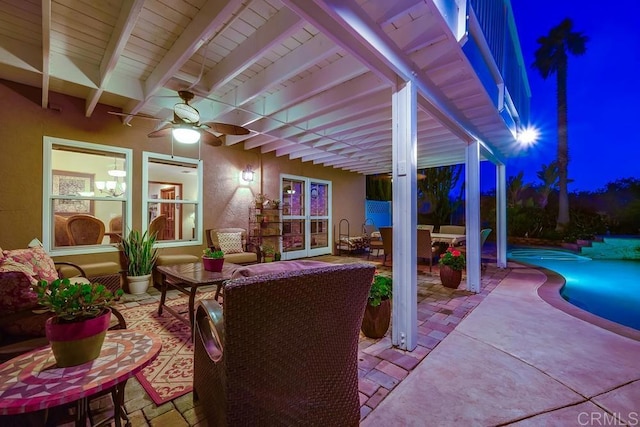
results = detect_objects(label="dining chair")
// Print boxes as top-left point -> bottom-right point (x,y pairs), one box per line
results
459,228 -> 492,270
417,228 -> 435,272
66,214 -> 105,245
54,215 -> 71,247
148,214 -> 167,240
108,215 -> 123,243
379,226 -> 393,266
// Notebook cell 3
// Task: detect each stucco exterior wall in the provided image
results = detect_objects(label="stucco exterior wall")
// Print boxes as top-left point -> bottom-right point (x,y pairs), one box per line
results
0,80 -> 365,263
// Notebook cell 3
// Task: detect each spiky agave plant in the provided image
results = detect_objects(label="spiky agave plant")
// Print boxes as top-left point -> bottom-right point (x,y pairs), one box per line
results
121,229 -> 158,276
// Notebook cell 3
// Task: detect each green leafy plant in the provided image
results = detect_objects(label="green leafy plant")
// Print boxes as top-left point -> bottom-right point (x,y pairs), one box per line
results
262,244 -> 275,256
121,229 -> 158,276
368,272 -> 392,307
33,278 -> 123,322
438,247 -> 466,271
203,248 -> 225,258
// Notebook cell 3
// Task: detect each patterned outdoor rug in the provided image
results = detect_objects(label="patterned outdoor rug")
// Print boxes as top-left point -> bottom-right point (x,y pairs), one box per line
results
118,290 -> 219,405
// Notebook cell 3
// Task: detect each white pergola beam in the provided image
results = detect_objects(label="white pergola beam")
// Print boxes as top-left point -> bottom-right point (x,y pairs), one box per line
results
41,0 -> 51,109
86,0 -> 144,117
123,0 -> 244,122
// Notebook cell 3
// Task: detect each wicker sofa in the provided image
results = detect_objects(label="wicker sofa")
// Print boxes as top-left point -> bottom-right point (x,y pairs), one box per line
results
0,244 -> 125,361
193,261 -> 375,426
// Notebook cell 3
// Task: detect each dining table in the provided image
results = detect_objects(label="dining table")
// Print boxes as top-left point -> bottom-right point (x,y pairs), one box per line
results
430,232 -> 466,246
371,230 -> 465,247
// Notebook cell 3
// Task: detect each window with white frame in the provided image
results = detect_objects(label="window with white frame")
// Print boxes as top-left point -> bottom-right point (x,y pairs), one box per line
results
43,137 -> 132,255
142,152 -> 203,247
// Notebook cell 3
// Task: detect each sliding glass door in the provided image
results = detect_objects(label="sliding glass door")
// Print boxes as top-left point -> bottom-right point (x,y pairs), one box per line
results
281,175 -> 332,260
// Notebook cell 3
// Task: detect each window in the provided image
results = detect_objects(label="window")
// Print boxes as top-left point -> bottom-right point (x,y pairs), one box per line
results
43,137 -> 132,255
142,152 -> 203,248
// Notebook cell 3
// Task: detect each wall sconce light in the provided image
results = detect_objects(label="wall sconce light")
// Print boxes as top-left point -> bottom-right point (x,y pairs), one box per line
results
241,165 -> 255,182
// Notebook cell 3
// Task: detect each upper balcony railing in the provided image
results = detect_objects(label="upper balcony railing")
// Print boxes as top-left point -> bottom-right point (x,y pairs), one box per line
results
434,0 -> 530,128
467,0 -> 531,124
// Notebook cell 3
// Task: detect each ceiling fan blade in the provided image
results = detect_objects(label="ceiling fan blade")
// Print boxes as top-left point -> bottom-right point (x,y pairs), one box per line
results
108,111 -> 160,120
201,130 -> 223,146
202,122 -> 250,135
147,125 -> 172,138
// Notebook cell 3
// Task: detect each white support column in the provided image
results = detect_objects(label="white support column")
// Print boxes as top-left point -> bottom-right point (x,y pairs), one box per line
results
391,79 -> 417,351
496,163 -> 507,268
465,140 -> 481,293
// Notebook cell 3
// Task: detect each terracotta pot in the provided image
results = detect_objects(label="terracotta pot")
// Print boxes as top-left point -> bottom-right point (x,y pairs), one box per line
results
45,308 -> 111,367
203,257 -> 225,272
361,298 -> 391,338
440,265 -> 463,289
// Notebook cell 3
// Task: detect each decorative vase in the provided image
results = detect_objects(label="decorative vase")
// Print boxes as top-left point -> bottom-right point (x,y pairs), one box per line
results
440,265 -> 462,289
45,309 -> 111,367
127,274 -> 152,294
361,299 -> 391,338
203,257 -> 225,272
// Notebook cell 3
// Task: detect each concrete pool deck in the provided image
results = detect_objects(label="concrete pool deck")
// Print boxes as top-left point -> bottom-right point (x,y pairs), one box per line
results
363,262 -> 640,426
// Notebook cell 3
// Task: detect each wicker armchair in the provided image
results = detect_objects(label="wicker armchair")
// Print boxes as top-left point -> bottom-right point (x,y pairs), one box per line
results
193,263 -> 375,426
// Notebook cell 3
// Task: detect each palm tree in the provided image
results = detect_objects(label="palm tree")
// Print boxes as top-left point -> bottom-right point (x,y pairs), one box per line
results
536,161 -> 559,209
531,18 -> 588,232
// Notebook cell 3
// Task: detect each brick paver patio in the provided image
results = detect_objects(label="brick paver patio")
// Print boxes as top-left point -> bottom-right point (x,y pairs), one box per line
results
66,254 -> 507,426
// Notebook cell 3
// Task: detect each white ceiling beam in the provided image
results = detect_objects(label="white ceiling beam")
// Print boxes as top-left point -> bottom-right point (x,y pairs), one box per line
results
204,7 -> 304,92
243,72 -> 387,137
196,32 -> 341,119
212,54 -> 369,127
85,0 -> 144,117
365,0 -> 426,26
259,139 -> 295,153
293,0 -> 476,143
123,0 -> 244,123
41,0 -> 51,108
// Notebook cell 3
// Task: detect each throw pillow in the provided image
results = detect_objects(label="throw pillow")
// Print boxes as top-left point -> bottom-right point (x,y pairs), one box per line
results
217,232 -> 243,254
1,246 -> 59,285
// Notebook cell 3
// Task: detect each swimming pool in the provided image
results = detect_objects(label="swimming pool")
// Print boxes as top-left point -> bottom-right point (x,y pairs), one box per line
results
508,248 -> 640,331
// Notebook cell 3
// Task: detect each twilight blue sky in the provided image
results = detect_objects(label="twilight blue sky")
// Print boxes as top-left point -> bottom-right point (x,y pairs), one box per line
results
490,0 -> 640,192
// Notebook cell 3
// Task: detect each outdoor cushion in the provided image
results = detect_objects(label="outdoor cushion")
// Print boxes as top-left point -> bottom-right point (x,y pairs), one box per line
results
231,260 -> 332,279
217,232 -> 243,254
0,246 -> 60,315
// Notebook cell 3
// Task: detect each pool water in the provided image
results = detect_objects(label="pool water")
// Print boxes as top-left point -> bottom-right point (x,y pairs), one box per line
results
508,248 -> 640,331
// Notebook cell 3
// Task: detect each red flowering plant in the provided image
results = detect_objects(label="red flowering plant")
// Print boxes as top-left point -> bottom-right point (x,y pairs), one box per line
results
438,247 -> 466,271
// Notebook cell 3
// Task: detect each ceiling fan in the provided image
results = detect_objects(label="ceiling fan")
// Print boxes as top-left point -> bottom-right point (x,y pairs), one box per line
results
108,90 -> 251,146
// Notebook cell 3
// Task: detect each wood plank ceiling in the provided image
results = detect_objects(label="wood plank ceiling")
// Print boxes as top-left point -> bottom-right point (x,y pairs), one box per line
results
0,0 -> 520,174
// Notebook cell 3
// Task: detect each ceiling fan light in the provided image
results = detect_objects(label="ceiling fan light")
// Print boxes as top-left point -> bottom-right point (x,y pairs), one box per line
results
173,127 -> 200,144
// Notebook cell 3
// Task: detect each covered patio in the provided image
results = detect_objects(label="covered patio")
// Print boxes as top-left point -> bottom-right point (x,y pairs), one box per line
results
90,255 -> 639,425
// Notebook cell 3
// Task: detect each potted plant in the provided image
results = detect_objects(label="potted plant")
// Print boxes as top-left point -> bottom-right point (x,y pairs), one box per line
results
203,248 -> 225,272
262,244 -> 275,262
121,229 -> 158,294
270,199 -> 281,209
254,193 -> 268,209
438,247 -> 466,288
32,278 -> 123,367
361,272 -> 392,338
